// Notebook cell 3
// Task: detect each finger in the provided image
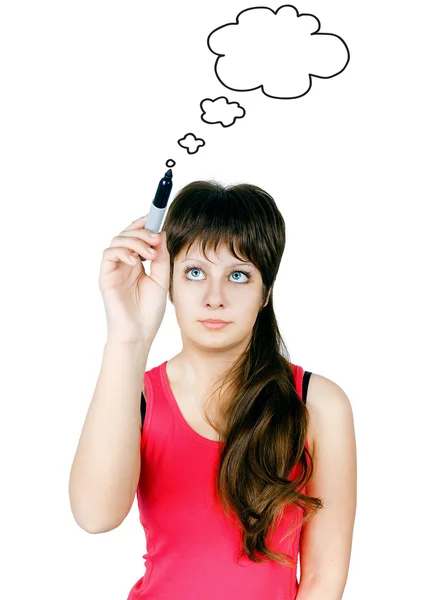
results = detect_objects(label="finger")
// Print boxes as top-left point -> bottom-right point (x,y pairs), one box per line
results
122,214 -> 150,232
101,247 -> 142,277
117,227 -> 161,248
110,235 -> 157,260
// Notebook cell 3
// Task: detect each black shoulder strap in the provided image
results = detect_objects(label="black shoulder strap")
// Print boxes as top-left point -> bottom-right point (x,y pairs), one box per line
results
302,370 -> 312,405
140,391 -> 146,431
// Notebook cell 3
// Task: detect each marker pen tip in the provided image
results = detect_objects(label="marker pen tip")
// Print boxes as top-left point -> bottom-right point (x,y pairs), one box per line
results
165,169 -> 173,178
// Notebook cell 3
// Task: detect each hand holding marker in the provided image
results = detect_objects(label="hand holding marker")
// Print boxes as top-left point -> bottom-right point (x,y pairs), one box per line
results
98,168 -> 174,344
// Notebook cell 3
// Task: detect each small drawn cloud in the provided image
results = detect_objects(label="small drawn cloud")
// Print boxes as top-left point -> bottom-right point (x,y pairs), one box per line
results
200,96 -> 246,128
178,133 -> 206,155
207,4 -> 350,100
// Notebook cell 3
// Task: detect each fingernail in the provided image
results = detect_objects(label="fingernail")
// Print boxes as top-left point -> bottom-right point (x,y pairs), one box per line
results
151,232 -> 158,237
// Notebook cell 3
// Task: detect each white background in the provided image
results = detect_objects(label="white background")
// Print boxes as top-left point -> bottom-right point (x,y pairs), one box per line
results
1,1 -> 432,598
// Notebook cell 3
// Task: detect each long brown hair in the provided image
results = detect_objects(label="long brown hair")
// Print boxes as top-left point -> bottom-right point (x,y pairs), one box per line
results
162,180 -> 324,566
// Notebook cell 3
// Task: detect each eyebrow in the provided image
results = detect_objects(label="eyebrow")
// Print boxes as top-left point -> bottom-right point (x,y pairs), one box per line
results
181,257 -> 254,267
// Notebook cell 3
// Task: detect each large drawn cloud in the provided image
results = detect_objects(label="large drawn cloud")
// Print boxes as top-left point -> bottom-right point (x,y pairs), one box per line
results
207,4 -> 350,100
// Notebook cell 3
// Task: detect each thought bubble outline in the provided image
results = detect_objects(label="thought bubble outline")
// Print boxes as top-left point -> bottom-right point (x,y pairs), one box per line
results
200,96 -> 246,128
177,132 -> 206,155
207,4 -> 350,100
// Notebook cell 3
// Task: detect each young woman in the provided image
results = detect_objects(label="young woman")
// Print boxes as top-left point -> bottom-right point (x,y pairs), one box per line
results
69,180 -> 357,600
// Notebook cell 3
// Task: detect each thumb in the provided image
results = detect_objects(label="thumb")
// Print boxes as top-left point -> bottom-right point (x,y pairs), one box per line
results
152,230 -> 169,257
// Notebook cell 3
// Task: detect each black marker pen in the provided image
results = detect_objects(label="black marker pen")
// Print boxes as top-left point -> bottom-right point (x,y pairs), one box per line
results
145,168 -> 173,234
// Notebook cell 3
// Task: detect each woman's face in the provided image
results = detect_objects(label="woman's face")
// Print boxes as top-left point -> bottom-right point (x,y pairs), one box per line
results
170,240 -> 270,348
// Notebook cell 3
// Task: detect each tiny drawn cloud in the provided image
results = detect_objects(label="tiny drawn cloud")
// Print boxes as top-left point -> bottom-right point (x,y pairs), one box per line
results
200,96 -> 246,128
178,133 -> 206,155
207,4 -> 350,100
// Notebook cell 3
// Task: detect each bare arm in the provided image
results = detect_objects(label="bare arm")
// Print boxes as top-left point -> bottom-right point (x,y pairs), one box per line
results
68,339 -> 151,534
298,374 -> 357,598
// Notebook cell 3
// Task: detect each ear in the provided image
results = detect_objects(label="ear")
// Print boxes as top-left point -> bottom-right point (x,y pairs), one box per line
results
263,288 -> 272,308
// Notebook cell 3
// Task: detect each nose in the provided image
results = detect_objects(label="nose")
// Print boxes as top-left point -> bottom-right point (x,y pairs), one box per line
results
204,289 -> 228,309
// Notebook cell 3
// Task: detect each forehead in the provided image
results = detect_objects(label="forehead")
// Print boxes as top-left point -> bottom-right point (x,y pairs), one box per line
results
178,239 -> 253,266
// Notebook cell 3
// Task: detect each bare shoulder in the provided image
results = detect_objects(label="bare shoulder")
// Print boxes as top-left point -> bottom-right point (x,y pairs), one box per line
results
305,373 -> 354,459
306,372 -> 351,409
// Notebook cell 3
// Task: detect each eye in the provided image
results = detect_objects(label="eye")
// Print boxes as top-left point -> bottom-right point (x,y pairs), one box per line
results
183,264 -> 251,284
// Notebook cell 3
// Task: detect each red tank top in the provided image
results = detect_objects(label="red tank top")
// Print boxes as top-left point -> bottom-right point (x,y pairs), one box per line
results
127,360 -> 309,600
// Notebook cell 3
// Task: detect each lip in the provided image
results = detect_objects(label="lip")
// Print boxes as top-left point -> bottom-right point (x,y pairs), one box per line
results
199,319 -> 230,324
200,320 -> 231,330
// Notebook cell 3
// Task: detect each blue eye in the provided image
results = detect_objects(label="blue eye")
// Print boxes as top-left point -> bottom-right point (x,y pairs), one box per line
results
183,264 -> 251,284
